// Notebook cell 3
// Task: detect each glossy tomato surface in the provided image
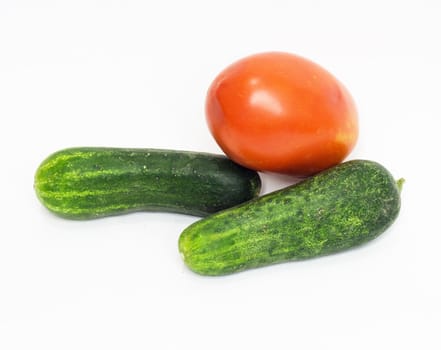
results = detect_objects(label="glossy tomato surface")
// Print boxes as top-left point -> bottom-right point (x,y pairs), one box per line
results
205,52 -> 358,176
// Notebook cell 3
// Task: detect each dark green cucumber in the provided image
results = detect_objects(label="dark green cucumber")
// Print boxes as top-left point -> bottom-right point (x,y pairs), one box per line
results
34,147 -> 261,219
179,160 -> 403,276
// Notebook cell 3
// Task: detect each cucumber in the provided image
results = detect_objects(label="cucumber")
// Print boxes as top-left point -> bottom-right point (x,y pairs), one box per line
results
34,147 -> 261,219
179,160 -> 403,276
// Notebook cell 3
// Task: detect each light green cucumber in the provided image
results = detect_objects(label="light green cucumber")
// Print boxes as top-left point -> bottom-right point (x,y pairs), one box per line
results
179,160 -> 403,276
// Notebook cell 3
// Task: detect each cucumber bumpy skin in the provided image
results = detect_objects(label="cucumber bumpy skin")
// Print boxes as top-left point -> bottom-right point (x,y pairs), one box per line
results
179,160 -> 403,276
34,147 -> 261,219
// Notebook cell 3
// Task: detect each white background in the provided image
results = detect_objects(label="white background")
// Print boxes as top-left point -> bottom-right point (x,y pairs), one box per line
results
1,1 -> 440,349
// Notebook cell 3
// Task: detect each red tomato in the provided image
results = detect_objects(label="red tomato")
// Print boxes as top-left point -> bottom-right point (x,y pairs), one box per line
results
205,52 -> 358,176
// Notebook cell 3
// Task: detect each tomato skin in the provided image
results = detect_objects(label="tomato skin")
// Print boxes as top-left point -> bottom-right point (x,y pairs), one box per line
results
205,52 -> 358,176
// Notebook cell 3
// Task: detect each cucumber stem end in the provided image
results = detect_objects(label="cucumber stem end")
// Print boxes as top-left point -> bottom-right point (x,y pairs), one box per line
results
396,178 -> 405,193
